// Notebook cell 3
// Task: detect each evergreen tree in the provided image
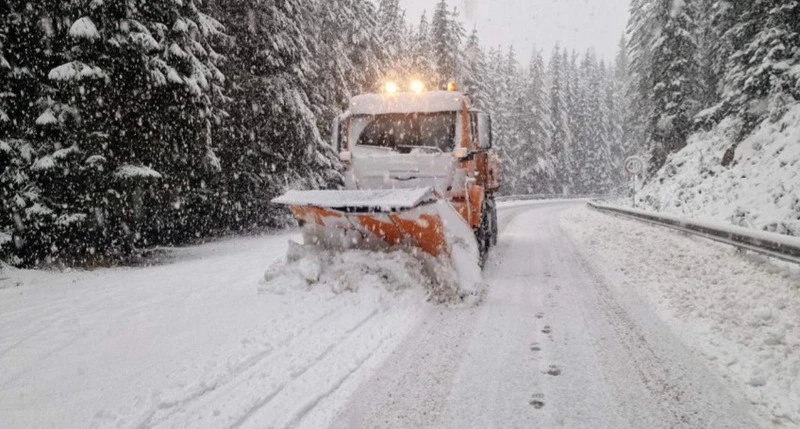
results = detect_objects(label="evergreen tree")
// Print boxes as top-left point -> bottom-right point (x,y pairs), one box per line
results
410,12 -> 437,87
460,29 -> 488,108
2,0 -> 227,265
571,50 -> 593,192
0,3 -> 52,263
493,47 -> 517,193
520,48 -> 556,193
549,45 -> 573,194
723,0 -> 800,132
626,0 -> 657,171
377,0 -> 410,81
627,0 -> 702,175
648,0 -> 702,174
430,1 -> 464,88
613,35 -> 635,159
584,56 -> 615,192
207,0 -> 339,233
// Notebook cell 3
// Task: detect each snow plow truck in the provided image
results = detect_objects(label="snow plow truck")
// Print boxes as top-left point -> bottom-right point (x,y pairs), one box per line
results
273,81 -> 500,285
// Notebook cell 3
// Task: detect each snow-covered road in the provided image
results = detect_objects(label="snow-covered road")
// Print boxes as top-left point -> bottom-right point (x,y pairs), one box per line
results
331,202 -> 764,429
2,201 -> 797,428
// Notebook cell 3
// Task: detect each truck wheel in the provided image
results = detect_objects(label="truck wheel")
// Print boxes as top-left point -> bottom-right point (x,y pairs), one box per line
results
487,197 -> 498,246
476,200 -> 493,267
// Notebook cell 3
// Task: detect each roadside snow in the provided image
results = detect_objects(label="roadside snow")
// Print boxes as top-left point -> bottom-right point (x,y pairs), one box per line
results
562,206 -> 800,427
639,103 -> 800,237
0,232 -> 432,429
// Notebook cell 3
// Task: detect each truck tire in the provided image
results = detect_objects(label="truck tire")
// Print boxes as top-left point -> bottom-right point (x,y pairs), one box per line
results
487,197 -> 498,246
476,199 -> 494,267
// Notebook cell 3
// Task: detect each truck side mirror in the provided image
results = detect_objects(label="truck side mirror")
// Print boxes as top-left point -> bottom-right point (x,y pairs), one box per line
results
477,113 -> 492,149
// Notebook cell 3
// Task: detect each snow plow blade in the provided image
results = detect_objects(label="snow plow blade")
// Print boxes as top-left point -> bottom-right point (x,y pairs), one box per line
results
272,187 -> 481,274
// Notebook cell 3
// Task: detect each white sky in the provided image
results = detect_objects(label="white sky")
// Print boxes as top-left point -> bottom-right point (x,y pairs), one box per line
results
398,0 -> 630,63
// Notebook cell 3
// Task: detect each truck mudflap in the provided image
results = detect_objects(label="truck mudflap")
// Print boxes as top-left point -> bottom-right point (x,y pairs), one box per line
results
272,188 -> 482,289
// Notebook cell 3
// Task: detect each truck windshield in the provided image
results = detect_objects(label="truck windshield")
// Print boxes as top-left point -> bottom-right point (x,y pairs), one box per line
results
350,112 -> 456,153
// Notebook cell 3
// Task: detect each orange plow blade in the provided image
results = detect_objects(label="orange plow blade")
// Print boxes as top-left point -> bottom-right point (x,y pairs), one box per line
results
274,188 -> 452,257
272,188 -> 483,290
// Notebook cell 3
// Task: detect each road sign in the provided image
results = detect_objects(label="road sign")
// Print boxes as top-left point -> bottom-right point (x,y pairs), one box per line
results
624,156 -> 645,175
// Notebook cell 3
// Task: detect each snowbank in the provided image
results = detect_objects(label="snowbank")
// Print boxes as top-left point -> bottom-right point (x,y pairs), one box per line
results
639,103 -> 800,237
562,206 -> 800,427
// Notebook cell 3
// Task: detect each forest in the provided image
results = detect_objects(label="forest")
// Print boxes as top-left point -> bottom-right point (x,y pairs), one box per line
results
1,0 -> 798,266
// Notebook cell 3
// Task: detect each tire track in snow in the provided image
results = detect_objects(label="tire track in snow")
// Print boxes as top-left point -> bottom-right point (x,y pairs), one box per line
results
140,306 -> 381,429
127,302 -> 351,429
227,309 -> 383,429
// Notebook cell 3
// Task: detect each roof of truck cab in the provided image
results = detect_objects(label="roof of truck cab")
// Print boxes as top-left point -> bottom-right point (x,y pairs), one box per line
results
349,91 -> 467,116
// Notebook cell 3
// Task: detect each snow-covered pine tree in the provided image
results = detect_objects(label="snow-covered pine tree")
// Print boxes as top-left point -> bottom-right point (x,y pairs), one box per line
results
342,0 -> 389,95
312,0 -> 387,132
207,0 -> 339,232
603,59 -> 624,187
694,0 -> 724,114
460,29 -> 488,109
497,47 -> 528,194
409,12 -> 437,88
613,34 -> 635,160
0,5 -> 46,264
520,48 -> 556,194
584,56 -> 616,193
482,45 -> 504,148
548,45 -> 573,195
377,0 -> 410,82
647,0 -> 702,174
571,50 -> 594,193
603,56 -> 625,189
57,1 -> 225,262
0,2 -> 72,264
1,0 -> 228,265
430,1 -> 464,88
723,0 -> 800,133
625,0 -> 657,171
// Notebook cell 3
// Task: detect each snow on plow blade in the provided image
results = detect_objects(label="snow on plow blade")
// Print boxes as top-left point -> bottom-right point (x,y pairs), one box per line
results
272,188 -> 482,292
273,188 -> 450,257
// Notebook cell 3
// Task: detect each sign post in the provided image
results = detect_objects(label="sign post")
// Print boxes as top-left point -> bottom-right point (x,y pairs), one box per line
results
624,156 -> 645,208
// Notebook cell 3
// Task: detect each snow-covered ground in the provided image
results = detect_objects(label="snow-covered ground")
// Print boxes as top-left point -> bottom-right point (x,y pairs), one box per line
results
2,201 -> 797,428
331,202 -> 764,429
562,207 -> 800,427
638,103 -> 800,237
0,232 -> 433,429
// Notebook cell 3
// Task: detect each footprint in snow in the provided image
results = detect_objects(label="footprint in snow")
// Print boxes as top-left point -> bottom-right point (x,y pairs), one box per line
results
530,393 -> 546,409
535,312 -> 544,319
530,342 -> 541,352
545,364 -> 562,376
541,325 -> 552,334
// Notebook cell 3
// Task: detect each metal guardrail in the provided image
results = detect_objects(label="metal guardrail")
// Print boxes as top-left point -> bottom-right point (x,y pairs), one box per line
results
588,202 -> 800,265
